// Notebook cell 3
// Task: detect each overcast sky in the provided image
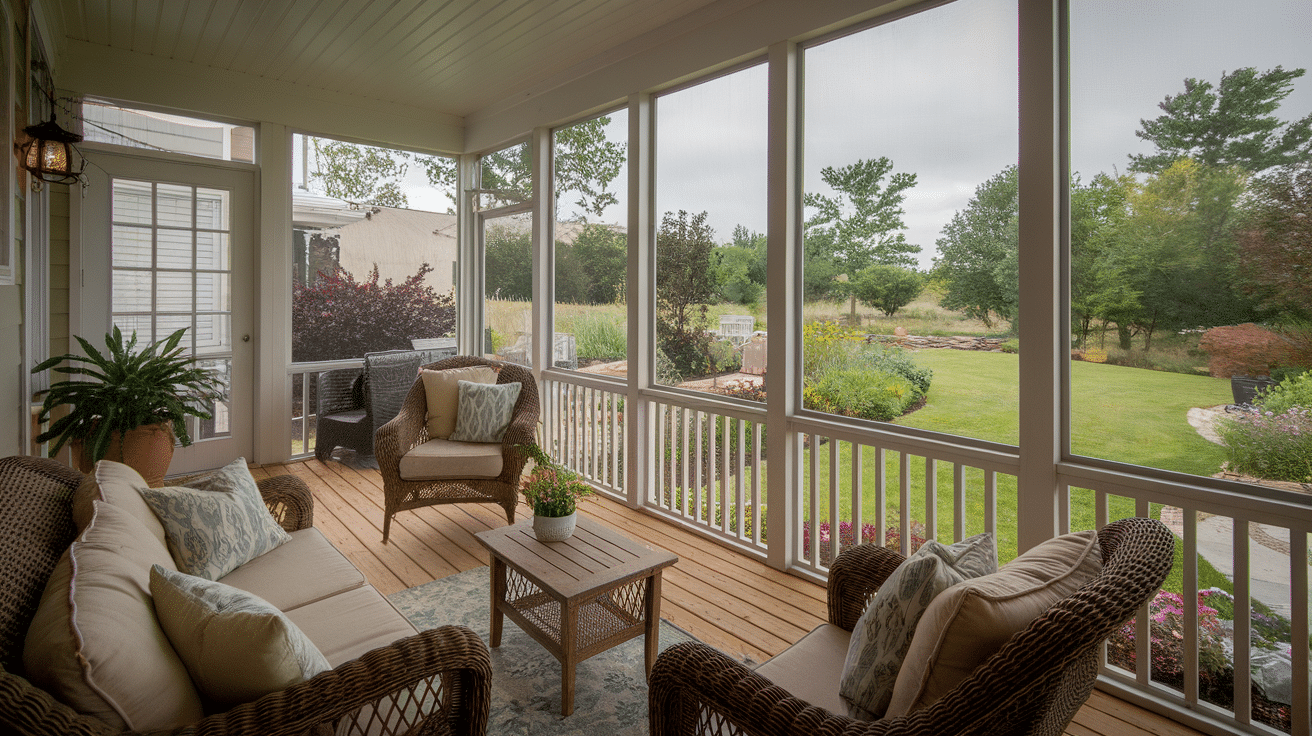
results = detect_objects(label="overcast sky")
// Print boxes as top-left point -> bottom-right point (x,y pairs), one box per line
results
318,0 -> 1312,273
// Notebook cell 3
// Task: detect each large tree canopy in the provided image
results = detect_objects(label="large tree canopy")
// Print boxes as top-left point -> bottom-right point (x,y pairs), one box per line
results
309,139 -> 413,208
1239,164 -> 1312,318
803,157 -> 920,274
932,165 -> 1019,329
1130,66 -> 1312,175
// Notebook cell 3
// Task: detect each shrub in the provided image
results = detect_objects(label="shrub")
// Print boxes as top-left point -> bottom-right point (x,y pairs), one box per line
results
1001,338 -> 1020,354
292,264 -> 455,362
1198,323 -> 1294,378
656,211 -> 718,379
1255,370 -> 1312,415
1216,406 -> 1312,482
850,265 -> 923,317
804,369 -> 917,422
801,321 -> 933,396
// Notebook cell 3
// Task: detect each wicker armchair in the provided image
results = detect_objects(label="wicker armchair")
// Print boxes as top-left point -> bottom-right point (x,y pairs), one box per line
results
0,456 -> 492,736
650,517 -> 1175,736
375,356 -> 540,543
316,350 -> 423,461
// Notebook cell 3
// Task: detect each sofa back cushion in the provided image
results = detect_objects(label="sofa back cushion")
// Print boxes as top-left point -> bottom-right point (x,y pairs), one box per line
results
71,460 -> 169,546
885,529 -> 1104,717
0,457 -> 81,672
23,501 -> 204,730
420,365 -> 498,439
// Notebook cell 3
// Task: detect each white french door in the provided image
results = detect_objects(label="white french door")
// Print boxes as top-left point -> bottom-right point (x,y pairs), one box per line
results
78,149 -> 255,474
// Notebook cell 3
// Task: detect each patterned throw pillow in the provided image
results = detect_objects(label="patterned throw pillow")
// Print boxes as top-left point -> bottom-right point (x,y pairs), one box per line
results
139,458 -> 292,580
150,565 -> 331,708
838,532 -> 997,720
449,380 -> 522,443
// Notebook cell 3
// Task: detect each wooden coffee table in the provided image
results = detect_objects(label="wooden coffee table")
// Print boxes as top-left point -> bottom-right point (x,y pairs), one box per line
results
474,516 -> 678,716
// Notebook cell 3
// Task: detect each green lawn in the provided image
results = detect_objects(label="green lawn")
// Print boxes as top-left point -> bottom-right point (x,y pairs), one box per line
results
795,350 -> 1235,594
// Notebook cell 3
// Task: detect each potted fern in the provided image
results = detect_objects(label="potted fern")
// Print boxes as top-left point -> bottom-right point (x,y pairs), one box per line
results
519,442 -> 592,541
32,326 -> 225,486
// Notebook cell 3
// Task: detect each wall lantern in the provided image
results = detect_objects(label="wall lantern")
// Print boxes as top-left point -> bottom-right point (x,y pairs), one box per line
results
20,115 -> 87,189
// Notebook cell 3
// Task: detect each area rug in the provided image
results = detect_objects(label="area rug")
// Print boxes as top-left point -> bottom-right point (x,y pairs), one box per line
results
389,566 -> 700,735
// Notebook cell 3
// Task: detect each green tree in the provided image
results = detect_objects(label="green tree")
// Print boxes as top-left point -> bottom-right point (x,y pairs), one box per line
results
1239,164 -> 1312,319
1130,66 -> 1312,175
1070,173 -> 1135,347
556,223 -> 627,304
420,117 -> 625,217
714,245 -> 763,306
804,158 -> 919,320
484,225 -> 533,301
851,265 -> 924,317
932,165 -> 1019,329
309,139 -> 412,208
656,211 -> 718,378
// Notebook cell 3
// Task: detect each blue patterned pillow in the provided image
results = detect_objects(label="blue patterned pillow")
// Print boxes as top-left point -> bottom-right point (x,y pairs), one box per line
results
838,532 -> 997,720
449,380 -> 522,443
138,458 -> 292,580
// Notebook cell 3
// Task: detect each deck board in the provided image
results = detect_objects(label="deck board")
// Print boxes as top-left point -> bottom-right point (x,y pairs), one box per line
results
260,459 -> 1207,736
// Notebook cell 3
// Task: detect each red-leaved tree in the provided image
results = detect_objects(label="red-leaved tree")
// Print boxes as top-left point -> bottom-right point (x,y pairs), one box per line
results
1240,165 -> 1312,317
292,264 -> 455,362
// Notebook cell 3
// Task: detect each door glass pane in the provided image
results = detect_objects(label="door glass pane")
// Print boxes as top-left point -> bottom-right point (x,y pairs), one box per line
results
197,188 -> 230,230
196,359 -> 232,440
484,212 -> 534,366
112,314 -> 152,344
156,271 -> 193,312
112,270 -> 151,311
156,184 -> 193,228
196,232 -> 229,270
157,229 -> 192,269
196,273 -> 230,312
111,225 -> 152,267
112,180 -> 152,225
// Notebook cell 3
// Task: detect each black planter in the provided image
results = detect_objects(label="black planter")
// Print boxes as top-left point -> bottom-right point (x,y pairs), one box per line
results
1230,375 -> 1276,406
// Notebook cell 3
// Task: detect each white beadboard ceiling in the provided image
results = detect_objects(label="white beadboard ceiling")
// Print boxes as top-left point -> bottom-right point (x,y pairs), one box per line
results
44,0 -> 740,119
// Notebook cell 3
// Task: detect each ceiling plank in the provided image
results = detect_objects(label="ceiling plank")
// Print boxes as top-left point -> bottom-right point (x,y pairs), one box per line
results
186,0 -> 243,65
81,0 -> 110,46
271,0 -> 397,83
263,0 -> 378,80
209,0 -> 281,69
228,0 -> 326,77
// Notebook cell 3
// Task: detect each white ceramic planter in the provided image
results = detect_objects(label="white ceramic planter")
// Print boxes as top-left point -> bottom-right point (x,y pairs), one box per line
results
533,511 -> 578,542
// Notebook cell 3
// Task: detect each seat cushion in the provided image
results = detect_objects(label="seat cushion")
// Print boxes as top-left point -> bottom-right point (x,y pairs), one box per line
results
755,624 -> 851,716
838,533 -> 996,720
420,365 -> 498,439
218,527 -> 366,612
150,565 -> 331,708
138,458 -> 293,580
24,501 -> 204,731
285,586 -> 418,667
886,529 -> 1104,717
399,438 -> 504,480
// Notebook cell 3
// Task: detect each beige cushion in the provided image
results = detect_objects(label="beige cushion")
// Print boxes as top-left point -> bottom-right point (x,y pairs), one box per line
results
285,586 -> 418,667
150,565 -> 332,708
71,459 -> 169,547
421,365 -> 498,439
839,533 -> 996,720
399,438 -> 504,480
754,624 -> 851,715
449,380 -> 522,443
218,527 -> 366,612
23,501 -> 203,731
886,529 -> 1104,717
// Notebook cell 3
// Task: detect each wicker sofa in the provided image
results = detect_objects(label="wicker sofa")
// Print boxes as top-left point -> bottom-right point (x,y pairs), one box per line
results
0,455 -> 491,736
649,517 -> 1174,736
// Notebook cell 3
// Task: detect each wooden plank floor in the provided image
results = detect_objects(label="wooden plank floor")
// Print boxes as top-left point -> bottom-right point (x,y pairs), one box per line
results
255,458 -> 1205,736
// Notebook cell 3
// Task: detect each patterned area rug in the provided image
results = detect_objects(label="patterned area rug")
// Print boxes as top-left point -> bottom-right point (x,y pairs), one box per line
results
389,566 -> 700,735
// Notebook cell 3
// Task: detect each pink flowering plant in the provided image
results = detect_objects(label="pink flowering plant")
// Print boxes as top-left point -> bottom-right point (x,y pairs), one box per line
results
1216,406 -> 1312,482
518,442 -> 592,518
801,519 -> 929,567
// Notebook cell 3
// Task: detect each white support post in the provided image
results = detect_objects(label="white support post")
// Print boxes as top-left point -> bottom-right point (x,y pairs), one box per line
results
457,154 -> 481,356
1016,0 -> 1062,553
626,93 -> 653,510
531,127 -> 553,380
765,40 -> 799,571
254,122 -> 293,464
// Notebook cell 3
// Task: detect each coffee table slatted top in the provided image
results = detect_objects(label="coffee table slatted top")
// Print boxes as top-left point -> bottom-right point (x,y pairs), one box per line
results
476,517 -> 677,602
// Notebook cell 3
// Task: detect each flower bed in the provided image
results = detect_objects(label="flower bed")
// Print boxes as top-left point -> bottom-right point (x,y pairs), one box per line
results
1216,406 -> 1312,483
1107,589 -> 1300,732
800,520 -> 928,567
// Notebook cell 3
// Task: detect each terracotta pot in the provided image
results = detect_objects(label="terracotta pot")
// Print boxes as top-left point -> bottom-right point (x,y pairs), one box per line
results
532,511 -> 578,542
74,423 -> 176,487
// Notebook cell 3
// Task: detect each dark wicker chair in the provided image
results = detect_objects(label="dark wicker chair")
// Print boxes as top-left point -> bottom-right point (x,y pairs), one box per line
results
375,356 -> 540,543
0,455 -> 492,736
316,350 -> 423,461
650,517 -> 1175,736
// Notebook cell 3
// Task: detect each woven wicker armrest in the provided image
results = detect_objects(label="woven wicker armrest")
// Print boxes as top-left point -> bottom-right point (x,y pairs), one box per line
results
375,382 -> 429,475
257,474 -> 314,532
826,544 -> 906,630
649,641 -> 907,736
